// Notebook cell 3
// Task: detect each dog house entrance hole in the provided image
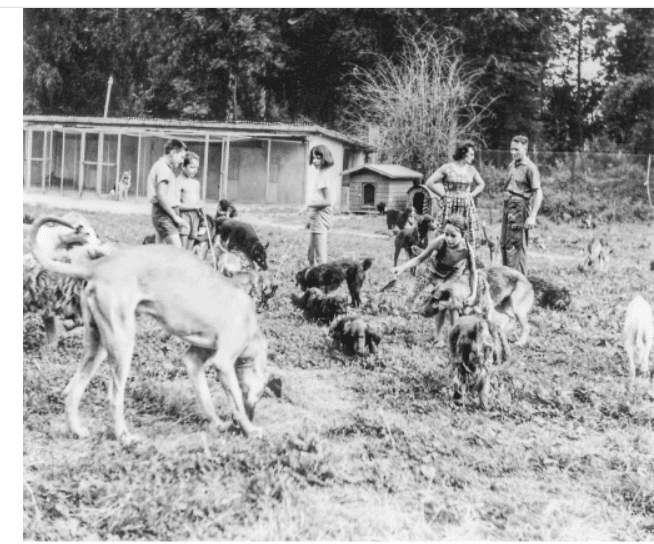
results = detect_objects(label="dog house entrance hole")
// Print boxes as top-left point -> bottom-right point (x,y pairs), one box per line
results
412,192 -> 425,214
363,183 -> 375,206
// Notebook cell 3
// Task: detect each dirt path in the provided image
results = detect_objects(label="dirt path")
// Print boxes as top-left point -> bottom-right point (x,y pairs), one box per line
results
23,191 -> 579,260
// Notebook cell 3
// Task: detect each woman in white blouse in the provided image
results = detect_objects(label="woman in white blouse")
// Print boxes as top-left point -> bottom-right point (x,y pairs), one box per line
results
298,145 -> 337,265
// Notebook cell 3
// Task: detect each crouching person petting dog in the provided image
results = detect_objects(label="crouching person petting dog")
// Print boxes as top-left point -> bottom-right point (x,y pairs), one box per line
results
29,215 -> 273,444
392,214 -> 477,346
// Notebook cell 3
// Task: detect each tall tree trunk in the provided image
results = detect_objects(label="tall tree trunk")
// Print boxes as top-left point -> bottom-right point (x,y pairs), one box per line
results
576,14 -> 584,149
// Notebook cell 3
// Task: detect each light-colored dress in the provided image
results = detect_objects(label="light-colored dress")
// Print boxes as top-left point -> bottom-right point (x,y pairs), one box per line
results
433,162 -> 481,249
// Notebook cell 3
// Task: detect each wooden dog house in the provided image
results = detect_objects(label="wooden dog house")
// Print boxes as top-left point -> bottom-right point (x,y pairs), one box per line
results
341,164 -> 423,213
407,183 -> 440,216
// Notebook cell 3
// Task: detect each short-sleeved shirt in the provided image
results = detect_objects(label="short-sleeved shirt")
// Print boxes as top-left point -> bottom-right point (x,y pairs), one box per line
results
307,166 -> 336,233
147,157 -> 179,206
504,157 -> 541,200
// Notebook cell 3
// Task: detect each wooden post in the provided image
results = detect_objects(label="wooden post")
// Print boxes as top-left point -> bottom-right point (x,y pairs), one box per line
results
48,129 -> 54,189
96,132 -> 104,196
78,131 -> 86,198
115,131 -> 122,192
266,138 -> 272,203
41,130 -> 47,193
202,133 -> 209,201
136,133 -> 142,197
222,135 -> 230,200
60,129 -> 65,194
26,127 -> 33,190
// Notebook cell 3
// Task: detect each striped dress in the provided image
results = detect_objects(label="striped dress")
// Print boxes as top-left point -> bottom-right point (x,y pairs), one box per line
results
434,163 -> 481,250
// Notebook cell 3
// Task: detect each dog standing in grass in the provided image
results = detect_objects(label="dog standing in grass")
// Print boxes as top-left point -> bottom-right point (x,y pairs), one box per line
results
624,295 -> 654,385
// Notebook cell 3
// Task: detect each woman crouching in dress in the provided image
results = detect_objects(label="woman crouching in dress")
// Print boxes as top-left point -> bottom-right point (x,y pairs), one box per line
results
425,141 -> 485,251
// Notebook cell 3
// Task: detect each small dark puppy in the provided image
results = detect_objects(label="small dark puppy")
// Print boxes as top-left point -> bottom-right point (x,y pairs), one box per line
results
386,209 -> 401,231
214,219 -> 269,270
142,233 -> 156,245
216,199 -> 238,219
290,288 -> 348,323
377,202 -> 387,215
393,215 -> 436,271
296,258 -> 373,308
329,316 -> 381,356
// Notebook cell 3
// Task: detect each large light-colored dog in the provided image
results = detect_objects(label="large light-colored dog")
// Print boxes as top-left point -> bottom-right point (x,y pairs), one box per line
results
432,265 -> 534,346
624,294 -> 654,383
29,215 -> 272,444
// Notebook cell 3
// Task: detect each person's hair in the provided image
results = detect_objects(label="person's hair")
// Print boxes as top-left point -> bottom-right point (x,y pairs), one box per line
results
452,141 -> 475,161
445,214 -> 466,233
183,151 -> 200,167
511,135 -> 529,148
309,145 -> 334,168
164,139 -> 188,155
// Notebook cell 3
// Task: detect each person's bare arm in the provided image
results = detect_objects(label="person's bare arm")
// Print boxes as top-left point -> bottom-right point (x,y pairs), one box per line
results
525,187 -> 543,229
155,182 -> 184,226
469,169 -> 486,199
425,169 -> 446,198
466,246 -> 478,304
392,236 -> 444,276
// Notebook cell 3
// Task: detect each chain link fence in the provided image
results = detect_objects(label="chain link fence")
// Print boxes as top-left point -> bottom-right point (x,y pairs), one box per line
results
475,150 -> 653,222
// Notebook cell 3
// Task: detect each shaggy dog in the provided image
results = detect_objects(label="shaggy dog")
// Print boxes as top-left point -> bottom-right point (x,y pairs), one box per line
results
624,294 -> 654,383
213,218 -> 269,271
377,202 -> 387,215
528,275 -> 572,311
393,215 -> 436,271
142,233 -> 156,245
295,258 -> 373,308
215,199 -> 238,219
329,316 -> 382,356
449,313 -> 509,410
290,288 -> 348,323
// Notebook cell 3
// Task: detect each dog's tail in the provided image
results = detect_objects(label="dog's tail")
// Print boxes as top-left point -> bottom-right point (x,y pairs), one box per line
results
29,216 -> 93,280
361,258 -> 373,271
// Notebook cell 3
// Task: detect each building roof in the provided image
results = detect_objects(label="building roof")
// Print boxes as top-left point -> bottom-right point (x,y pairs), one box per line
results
22,115 -> 375,151
341,164 -> 423,180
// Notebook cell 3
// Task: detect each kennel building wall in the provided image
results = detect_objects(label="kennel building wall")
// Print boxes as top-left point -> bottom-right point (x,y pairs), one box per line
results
23,116 -> 372,209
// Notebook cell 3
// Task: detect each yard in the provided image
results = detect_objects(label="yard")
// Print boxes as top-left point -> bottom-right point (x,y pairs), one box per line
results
23,202 -> 654,540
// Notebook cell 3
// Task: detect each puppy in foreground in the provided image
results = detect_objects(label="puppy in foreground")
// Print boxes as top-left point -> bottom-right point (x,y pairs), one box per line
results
329,316 -> 381,356
29,215 -> 272,444
624,294 -> 654,384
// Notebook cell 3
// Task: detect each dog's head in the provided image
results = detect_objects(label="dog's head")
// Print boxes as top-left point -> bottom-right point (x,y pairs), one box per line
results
217,199 -> 237,218
295,267 -> 309,290
236,331 -> 269,421
345,318 -> 368,355
432,279 -> 471,313
251,242 -> 269,271
417,215 -> 436,237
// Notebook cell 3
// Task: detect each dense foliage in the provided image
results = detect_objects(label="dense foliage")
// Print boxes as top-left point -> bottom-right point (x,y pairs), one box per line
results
23,8 -> 653,152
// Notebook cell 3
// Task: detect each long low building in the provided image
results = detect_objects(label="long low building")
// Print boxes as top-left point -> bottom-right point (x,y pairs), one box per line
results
23,115 -> 374,209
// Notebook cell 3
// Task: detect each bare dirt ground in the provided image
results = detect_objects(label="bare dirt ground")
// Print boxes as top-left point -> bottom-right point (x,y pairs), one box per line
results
23,194 -> 654,540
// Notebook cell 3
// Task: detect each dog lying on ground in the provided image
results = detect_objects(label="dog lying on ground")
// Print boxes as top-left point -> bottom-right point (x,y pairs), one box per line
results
624,294 -> 654,384
296,258 -> 373,308
329,316 -> 381,356
584,236 -> 612,272
423,265 -> 534,346
393,215 -> 436,272
212,218 -> 269,270
29,215 -> 274,444
291,288 -> 348,323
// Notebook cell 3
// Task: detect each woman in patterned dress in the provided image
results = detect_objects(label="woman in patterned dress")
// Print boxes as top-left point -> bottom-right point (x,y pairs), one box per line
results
424,141 -> 485,250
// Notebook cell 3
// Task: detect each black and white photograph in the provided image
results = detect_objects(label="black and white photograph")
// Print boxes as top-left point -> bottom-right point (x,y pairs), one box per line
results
21,6 -> 654,540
